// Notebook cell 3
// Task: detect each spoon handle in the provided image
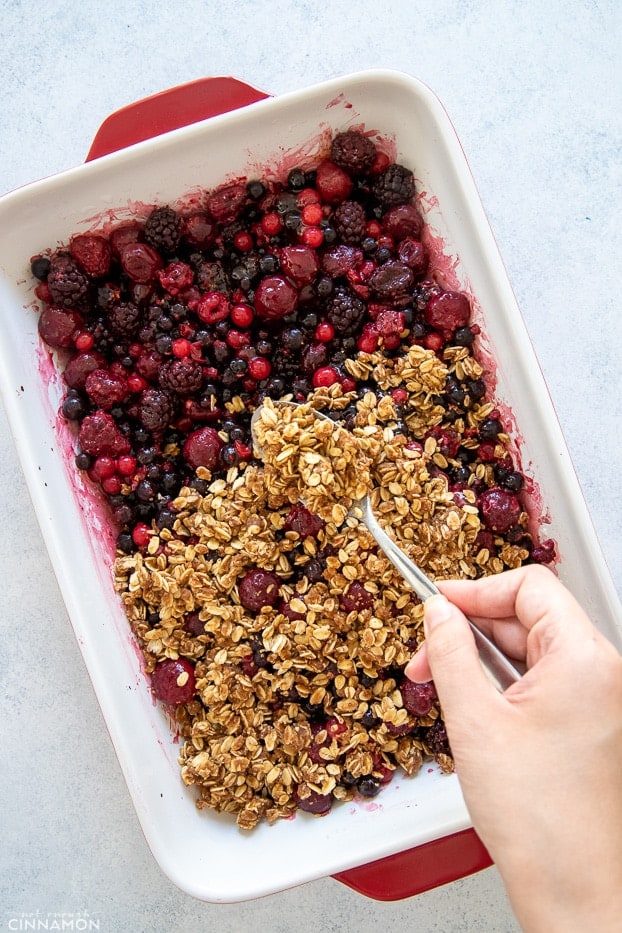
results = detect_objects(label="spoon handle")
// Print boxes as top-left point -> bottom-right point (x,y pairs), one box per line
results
360,498 -> 522,691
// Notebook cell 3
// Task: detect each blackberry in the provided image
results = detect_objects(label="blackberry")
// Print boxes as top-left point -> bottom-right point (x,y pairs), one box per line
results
326,286 -> 366,335
107,301 -> 142,338
424,719 -> 451,756
332,200 -> 367,245
330,130 -> 377,176
47,254 -> 89,310
158,357 -> 204,396
192,258 -> 227,293
372,163 -> 415,206
144,206 -> 181,255
138,388 -> 176,433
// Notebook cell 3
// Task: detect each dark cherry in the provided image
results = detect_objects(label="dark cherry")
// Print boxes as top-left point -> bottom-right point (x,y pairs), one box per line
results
238,568 -> 281,612
254,275 -> 298,320
296,788 -> 333,815
151,657 -> 196,705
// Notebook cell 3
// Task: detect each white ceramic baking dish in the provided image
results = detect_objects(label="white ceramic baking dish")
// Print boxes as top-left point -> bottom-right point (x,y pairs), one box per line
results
0,70 -> 620,903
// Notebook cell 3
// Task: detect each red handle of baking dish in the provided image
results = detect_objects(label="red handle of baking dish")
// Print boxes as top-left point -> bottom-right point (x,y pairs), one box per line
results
85,75 -> 493,900
86,76 -> 271,160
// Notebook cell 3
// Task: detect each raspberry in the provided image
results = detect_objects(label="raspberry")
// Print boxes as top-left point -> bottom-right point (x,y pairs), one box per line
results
375,308 -> 405,337
158,357 -> 204,396
70,234 -> 112,278
78,410 -> 131,457
157,261 -> 194,295
372,163 -> 416,206
107,301 -> 142,338
332,200 -> 367,245
479,487 -> 522,533
330,130 -> 377,176
47,254 -> 89,310
138,388 -> 176,433
320,244 -> 364,279
400,679 -> 437,717
340,581 -> 373,612
84,369 -> 127,409
326,286 -> 366,334
238,568 -> 281,612
144,206 -> 181,255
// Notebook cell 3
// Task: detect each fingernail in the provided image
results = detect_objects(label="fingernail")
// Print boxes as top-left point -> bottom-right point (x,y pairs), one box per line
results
423,594 -> 452,634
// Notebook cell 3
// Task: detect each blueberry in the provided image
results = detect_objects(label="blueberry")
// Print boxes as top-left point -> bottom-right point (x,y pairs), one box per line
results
31,255 -> 51,280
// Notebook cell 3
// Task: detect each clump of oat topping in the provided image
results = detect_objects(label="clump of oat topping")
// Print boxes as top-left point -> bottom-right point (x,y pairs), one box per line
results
252,398 -> 373,524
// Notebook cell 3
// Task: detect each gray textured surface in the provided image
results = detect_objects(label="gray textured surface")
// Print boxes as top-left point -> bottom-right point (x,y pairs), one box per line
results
1,1 -> 620,930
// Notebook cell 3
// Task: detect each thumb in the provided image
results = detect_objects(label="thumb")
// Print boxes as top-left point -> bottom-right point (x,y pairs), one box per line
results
422,594 -> 495,721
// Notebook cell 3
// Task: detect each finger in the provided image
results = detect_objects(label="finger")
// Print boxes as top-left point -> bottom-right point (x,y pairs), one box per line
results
438,565 -> 593,639
436,567 -> 536,621
404,643 -> 433,683
421,594 -> 497,720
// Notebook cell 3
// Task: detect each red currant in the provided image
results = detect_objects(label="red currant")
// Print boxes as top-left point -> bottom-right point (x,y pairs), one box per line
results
301,226 -> 324,248
314,322 -> 335,343
230,303 -> 254,328
301,202 -> 323,226
233,230 -> 254,252
261,212 -> 282,235
116,454 -> 137,476
101,474 -> 122,495
172,338 -> 192,358
132,522 -> 152,548
248,357 -> 271,380
74,332 -> 95,352
312,366 -> 339,388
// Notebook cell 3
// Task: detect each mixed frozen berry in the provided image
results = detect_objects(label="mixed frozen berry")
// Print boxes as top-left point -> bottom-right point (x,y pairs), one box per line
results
31,128 -> 555,818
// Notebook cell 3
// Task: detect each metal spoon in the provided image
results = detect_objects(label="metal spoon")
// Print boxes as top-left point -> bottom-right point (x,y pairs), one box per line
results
251,400 -> 522,691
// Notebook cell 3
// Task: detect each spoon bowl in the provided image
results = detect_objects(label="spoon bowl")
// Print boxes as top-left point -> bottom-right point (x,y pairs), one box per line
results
251,399 -> 522,691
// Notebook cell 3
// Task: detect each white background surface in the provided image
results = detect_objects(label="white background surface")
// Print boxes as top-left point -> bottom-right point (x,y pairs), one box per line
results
1,2 -> 620,931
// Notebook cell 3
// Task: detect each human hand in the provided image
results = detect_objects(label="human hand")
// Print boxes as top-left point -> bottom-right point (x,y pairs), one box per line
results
404,565 -> 622,932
